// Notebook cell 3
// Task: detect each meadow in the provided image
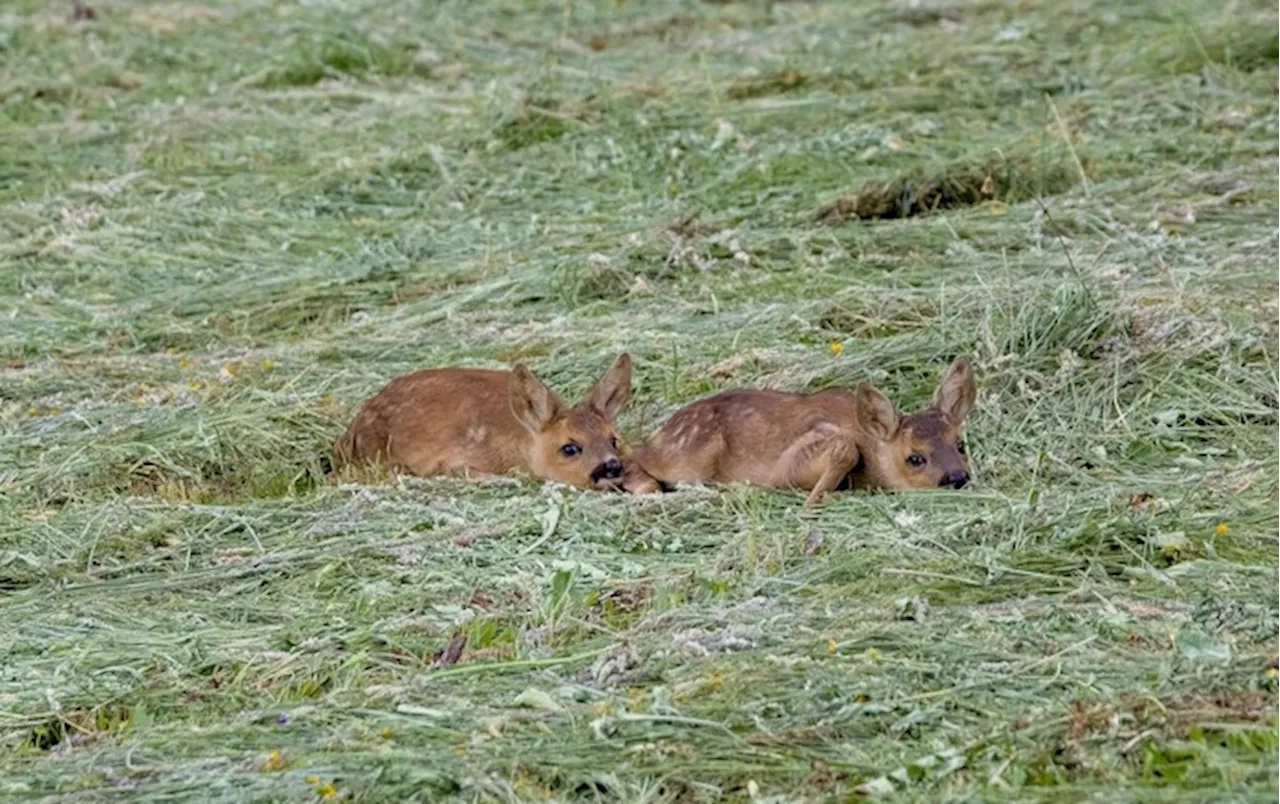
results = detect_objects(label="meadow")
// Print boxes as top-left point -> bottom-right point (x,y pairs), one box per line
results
1,0 -> 1277,800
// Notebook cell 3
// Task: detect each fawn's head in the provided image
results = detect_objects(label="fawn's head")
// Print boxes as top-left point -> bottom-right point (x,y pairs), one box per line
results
509,353 -> 633,489
854,357 -> 976,491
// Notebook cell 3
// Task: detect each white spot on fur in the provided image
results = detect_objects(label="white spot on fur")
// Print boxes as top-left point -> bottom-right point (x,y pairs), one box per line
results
674,421 -> 702,449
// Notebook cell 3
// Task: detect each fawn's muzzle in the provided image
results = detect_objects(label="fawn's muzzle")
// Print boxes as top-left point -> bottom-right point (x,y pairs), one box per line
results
939,470 -> 969,489
592,458 -> 624,484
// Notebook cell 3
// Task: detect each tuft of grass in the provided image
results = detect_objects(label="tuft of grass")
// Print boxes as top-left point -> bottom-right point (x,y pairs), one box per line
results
1152,21 -> 1280,75
255,31 -> 431,88
727,67 -> 819,100
816,151 -> 1083,222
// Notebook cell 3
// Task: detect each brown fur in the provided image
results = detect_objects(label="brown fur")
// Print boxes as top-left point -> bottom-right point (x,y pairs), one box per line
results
335,354 -> 641,490
626,357 -> 976,504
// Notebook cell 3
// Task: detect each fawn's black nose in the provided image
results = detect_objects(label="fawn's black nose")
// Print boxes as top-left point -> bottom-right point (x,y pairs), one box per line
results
592,458 -> 624,483
939,470 -> 969,489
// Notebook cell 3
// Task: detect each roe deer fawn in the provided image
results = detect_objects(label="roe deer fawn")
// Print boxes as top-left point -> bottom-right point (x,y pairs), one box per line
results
625,357 -> 976,504
335,353 -> 647,490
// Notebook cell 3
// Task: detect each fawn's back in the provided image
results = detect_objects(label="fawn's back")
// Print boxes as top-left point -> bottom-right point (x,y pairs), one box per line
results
336,354 -> 636,489
337,369 -> 531,476
633,388 -> 858,487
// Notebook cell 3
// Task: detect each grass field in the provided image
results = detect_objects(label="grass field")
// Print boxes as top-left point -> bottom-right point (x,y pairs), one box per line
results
1,0 -> 1278,800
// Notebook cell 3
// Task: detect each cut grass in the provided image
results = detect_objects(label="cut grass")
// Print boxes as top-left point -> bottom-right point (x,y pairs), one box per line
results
1,0 -> 1277,800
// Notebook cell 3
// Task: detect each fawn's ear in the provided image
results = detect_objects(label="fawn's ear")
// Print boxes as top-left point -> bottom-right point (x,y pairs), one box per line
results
585,352 -> 632,422
856,383 -> 901,441
934,357 -> 976,424
510,364 -> 564,432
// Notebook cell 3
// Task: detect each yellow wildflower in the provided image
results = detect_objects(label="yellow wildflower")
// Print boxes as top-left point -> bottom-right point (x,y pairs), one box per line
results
829,342 -> 844,355
261,750 -> 286,772
826,638 -> 838,654
317,782 -> 337,799
1215,522 -> 1229,536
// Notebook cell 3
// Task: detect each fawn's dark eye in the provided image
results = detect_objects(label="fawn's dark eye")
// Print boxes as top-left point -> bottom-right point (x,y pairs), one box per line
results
906,453 -> 926,468
561,443 -> 581,457
957,440 -> 967,455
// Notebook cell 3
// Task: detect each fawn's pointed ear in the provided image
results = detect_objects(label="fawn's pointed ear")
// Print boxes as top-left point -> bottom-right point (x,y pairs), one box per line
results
934,357 -> 976,424
510,364 -> 564,432
586,352 -> 632,422
856,383 -> 901,441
